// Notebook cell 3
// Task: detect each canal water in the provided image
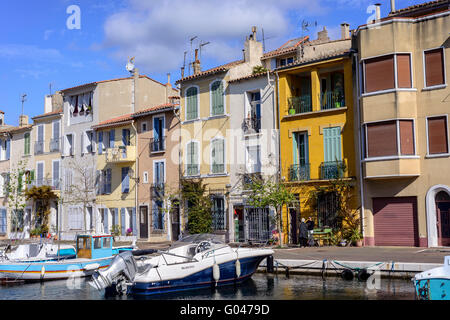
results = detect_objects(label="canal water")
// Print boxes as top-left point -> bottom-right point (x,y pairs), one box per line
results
0,273 -> 416,300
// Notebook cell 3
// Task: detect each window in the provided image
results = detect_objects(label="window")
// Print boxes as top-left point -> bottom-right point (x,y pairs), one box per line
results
211,196 -> 225,231
102,169 -> 112,194
210,81 -> 224,116
121,167 -> 130,193
427,116 -> 448,155
103,237 -> 111,248
365,120 -> 415,158
424,48 -> 445,88
152,116 -> 165,152
143,171 -> 149,184
51,120 -> 60,152
24,133 -> 31,155
97,131 -> 104,155
69,207 -> 83,230
122,129 -> 131,146
246,145 -> 261,174
83,130 -> 94,153
141,122 -> 148,133
108,130 -> 115,149
186,87 -> 198,120
152,200 -> 164,230
363,53 -> 412,93
94,238 -> 102,249
69,92 -> 93,120
0,209 -> 6,234
65,168 -> 73,192
52,160 -> 60,189
211,138 -> 225,174
64,134 -> 74,156
245,92 -> 261,133
0,139 -> 10,161
186,141 -> 199,176
154,162 -> 165,184
36,162 -> 44,187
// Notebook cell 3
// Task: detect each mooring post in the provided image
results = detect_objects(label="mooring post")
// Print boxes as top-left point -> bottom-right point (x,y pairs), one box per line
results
267,255 -> 274,273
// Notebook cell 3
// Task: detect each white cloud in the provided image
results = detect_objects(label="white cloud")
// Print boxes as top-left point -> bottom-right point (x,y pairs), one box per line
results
0,44 -> 63,62
100,0 -> 328,74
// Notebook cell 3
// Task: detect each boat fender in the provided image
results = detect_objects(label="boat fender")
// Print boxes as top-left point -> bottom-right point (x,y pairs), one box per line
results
84,263 -> 101,271
357,268 -> 370,282
40,266 -> 45,280
341,269 -> 354,281
213,263 -> 220,282
235,260 -> 241,278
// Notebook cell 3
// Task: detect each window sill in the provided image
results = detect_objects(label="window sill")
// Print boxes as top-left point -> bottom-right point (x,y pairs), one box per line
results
425,153 -> 450,159
361,88 -> 417,97
422,84 -> 447,91
204,114 -> 229,121
183,174 -> 201,179
283,107 -> 348,119
182,118 -> 200,124
150,150 -> 166,155
207,172 -> 229,177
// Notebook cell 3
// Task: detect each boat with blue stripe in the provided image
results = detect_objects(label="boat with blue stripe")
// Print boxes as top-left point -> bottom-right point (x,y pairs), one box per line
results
90,234 -> 273,296
414,256 -> 450,300
0,234 -> 135,281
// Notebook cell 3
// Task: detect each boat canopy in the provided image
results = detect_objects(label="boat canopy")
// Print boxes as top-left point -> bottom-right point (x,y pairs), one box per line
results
170,234 -> 224,249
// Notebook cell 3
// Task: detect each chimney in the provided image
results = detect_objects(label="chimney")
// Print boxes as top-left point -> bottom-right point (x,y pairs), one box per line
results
375,3 -> 381,20
44,95 -> 52,113
390,0 -> 396,13
0,111 -> 4,126
243,26 -> 263,64
167,73 -> 171,85
340,23 -> 350,40
19,115 -> 28,127
193,49 -> 201,75
317,27 -> 330,42
165,73 -> 172,104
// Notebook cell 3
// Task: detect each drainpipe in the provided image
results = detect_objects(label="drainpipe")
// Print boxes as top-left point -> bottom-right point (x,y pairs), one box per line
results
275,71 -> 284,246
354,53 -> 366,244
173,99 -> 182,241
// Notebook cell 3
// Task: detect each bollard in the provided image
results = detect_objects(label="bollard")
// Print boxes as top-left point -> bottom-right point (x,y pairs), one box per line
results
266,255 -> 274,273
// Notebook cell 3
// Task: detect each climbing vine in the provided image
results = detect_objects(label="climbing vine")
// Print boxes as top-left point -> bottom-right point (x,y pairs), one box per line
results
25,186 -> 58,235
180,179 -> 212,234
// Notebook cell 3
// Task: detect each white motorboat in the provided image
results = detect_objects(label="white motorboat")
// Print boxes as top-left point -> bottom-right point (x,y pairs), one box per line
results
89,234 -> 274,296
0,242 -> 76,262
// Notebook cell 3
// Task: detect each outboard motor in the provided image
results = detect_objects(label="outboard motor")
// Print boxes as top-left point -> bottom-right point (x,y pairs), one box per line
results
90,251 -> 138,296
89,249 -> 157,296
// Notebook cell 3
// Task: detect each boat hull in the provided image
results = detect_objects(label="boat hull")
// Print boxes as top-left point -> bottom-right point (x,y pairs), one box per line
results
415,278 -> 450,300
0,257 -> 112,281
130,255 -> 269,296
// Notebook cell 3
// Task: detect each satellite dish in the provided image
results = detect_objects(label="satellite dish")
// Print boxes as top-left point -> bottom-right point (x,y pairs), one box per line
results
126,57 -> 135,74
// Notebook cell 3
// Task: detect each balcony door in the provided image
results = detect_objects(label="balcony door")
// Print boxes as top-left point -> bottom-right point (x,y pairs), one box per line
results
323,127 -> 342,162
139,206 -> 148,239
153,116 -> 165,151
292,132 -> 309,180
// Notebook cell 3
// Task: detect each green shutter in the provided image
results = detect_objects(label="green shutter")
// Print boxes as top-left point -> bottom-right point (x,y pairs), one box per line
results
24,133 -> 30,155
211,81 -> 224,115
186,87 -> 198,120
323,127 -> 342,162
293,133 -> 298,166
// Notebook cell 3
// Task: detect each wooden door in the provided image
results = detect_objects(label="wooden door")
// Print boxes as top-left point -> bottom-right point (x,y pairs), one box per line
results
139,206 -> 148,239
437,202 -> 450,246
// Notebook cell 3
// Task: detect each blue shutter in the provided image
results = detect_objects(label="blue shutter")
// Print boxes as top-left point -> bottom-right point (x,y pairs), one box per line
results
109,130 -> 115,148
114,208 -> 119,229
122,167 -> 129,193
98,132 -> 103,154
0,209 -> 6,234
154,118 -> 160,141
132,208 -> 136,236
6,140 -> 10,160
121,208 -> 126,235
293,133 -> 298,166
323,127 -> 342,162
107,169 -> 112,194
152,202 -> 158,229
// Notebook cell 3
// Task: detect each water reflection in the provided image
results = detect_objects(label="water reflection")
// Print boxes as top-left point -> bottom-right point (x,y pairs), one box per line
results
0,273 -> 416,300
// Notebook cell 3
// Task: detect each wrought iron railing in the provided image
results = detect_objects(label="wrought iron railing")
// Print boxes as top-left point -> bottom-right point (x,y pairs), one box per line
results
288,95 -> 312,115
151,183 -> 165,199
150,137 -> 166,152
288,164 -> 310,181
320,161 -> 345,180
243,117 -> 261,134
34,141 -> 44,155
320,91 -> 345,110
49,138 -> 60,152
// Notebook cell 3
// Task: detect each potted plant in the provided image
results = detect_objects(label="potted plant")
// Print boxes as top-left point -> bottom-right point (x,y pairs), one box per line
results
30,227 -> 41,239
126,228 -> 133,237
348,227 -> 363,247
111,225 -> 121,241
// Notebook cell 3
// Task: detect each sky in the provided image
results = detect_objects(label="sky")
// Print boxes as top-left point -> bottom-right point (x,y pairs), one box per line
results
0,0 -> 427,126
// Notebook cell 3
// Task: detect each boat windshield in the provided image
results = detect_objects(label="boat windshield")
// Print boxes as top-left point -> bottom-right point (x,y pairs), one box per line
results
170,234 -> 224,249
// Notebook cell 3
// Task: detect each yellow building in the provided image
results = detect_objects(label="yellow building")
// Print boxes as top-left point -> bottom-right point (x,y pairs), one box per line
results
93,114 -> 137,238
277,26 -> 360,244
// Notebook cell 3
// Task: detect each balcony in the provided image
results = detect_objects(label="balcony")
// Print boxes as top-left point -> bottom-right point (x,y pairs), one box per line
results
288,164 -> 310,182
242,117 -> 261,134
150,137 -> 166,153
49,138 -> 60,153
242,172 -> 262,189
320,91 -> 345,110
363,158 -> 420,180
186,164 -> 199,176
105,146 -> 136,163
34,141 -> 44,155
28,178 -> 60,190
320,161 -> 345,180
288,95 -> 312,115
151,183 -> 165,199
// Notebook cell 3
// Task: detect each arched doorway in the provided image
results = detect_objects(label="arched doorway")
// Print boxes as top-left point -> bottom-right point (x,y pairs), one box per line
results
426,185 -> 450,247
436,191 -> 450,246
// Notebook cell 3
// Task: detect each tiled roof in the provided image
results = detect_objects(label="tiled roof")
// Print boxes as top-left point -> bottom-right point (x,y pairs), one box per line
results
92,113 -> 134,129
61,75 -> 171,93
132,103 -> 178,118
275,49 -> 352,71
228,71 -> 272,83
388,0 -> 449,17
32,108 -> 63,120
262,36 -> 309,59
0,124 -> 32,134
175,60 -> 245,84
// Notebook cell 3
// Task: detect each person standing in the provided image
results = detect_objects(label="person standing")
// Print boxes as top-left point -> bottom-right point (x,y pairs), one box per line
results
299,218 -> 308,248
306,217 -> 315,246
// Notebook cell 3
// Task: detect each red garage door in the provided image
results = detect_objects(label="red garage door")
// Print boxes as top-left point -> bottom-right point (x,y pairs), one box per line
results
373,197 -> 419,247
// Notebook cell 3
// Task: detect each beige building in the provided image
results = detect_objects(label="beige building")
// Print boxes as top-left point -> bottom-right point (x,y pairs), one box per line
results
354,0 -> 450,247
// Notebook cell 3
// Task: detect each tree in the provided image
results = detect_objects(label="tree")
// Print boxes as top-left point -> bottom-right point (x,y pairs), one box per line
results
246,174 -> 295,246
5,160 -> 29,236
180,179 -> 212,234
25,185 -> 58,235
62,157 -> 98,232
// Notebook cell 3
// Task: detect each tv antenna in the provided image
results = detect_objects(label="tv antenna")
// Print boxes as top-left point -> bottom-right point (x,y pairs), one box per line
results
188,36 -> 198,76
21,93 -> 27,116
199,41 -> 210,60
126,57 -> 136,75
49,83 -> 53,95
259,28 -> 276,52
299,20 -> 317,59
